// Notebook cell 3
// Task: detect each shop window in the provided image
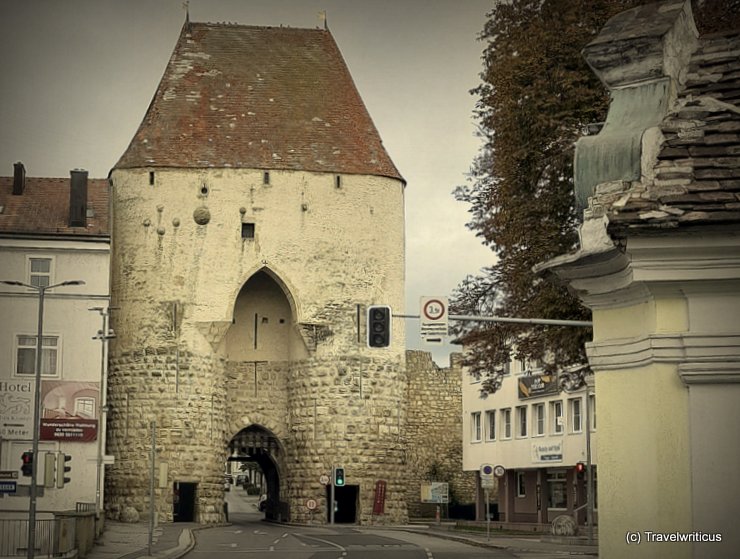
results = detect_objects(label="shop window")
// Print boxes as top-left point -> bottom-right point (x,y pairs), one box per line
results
517,472 -> 526,497
547,470 -> 568,509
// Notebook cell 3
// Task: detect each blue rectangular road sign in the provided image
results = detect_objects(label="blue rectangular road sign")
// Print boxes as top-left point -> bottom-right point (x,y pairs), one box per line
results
0,481 -> 17,494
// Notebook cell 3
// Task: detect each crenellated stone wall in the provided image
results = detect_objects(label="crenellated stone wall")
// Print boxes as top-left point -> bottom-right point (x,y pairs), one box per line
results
405,351 -> 476,518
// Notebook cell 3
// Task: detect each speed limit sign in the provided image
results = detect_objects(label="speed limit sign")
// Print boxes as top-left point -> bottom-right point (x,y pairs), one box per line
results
420,296 -> 449,345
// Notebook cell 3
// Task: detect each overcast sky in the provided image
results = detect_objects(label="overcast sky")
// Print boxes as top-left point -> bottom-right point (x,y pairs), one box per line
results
0,0 -> 494,365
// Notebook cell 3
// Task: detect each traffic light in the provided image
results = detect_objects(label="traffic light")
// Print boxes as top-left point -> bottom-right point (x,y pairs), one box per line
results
334,466 -> 345,487
367,305 -> 391,348
21,451 -> 34,477
576,462 -> 585,480
56,452 -> 72,488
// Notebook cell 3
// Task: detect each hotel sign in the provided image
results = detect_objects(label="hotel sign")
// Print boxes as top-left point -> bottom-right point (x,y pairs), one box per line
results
518,373 -> 558,400
0,380 -> 34,440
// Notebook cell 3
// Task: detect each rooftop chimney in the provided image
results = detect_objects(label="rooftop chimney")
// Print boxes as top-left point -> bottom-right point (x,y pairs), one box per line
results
69,169 -> 88,227
12,162 -> 25,195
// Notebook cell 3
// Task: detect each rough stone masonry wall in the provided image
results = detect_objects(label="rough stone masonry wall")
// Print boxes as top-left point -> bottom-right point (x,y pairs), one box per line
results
106,346 -> 229,523
285,354 -> 408,525
405,351 -> 476,518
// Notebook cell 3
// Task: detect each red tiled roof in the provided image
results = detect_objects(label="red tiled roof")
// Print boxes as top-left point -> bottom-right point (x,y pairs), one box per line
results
0,176 -> 109,236
115,23 -> 404,182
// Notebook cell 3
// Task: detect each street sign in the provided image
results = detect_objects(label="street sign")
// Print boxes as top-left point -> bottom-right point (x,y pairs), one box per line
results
0,481 -> 17,494
319,474 -> 330,485
0,470 -> 19,479
306,499 -> 317,510
494,465 -> 506,478
480,464 -> 495,489
420,296 -> 449,345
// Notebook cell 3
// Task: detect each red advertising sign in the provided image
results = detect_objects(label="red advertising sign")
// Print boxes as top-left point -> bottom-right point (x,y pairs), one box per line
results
373,480 -> 387,515
40,381 -> 100,442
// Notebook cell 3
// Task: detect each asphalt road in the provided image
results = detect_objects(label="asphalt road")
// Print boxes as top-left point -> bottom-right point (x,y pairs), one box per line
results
183,489 -> 516,559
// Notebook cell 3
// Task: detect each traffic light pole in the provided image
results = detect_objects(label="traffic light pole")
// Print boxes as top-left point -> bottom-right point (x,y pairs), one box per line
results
329,466 -> 335,525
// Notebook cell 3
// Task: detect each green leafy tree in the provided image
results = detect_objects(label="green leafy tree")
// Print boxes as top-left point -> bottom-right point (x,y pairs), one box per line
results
452,0 -> 739,392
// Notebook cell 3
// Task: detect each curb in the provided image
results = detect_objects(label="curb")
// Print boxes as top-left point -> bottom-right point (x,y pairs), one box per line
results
398,527 -> 599,556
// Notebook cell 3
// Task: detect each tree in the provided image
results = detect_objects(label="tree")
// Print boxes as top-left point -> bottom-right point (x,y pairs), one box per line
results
452,0 -> 739,393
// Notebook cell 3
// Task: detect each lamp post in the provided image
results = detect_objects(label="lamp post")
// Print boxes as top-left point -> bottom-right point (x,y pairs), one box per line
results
1,279 -> 84,559
90,307 -> 115,523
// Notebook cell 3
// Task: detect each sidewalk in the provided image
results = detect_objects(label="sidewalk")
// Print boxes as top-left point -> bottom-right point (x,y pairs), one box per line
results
86,520 -> 196,559
396,523 -> 599,557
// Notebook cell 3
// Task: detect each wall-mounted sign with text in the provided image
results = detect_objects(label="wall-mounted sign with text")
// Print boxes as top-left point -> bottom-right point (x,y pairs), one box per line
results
0,380 -> 34,440
517,373 -> 559,400
40,381 -> 100,442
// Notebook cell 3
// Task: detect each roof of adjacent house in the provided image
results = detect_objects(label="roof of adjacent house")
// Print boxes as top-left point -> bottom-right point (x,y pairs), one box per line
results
606,29 -> 740,235
114,22 -> 404,183
0,176 -> 109,237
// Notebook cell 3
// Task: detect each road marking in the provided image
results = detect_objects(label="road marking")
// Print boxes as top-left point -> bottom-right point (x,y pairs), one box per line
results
425,547 -> 434,559
282,533 -> 289,538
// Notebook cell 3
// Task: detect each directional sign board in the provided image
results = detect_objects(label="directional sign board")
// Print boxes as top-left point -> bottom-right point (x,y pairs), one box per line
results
420,296 -> 449,345
0,481 -> 17,494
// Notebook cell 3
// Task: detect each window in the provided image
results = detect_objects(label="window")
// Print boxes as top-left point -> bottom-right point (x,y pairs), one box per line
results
74,397 -> 95,418
517,406 -> 528,437
29,257 -> 52,287
16,335 -> 58,376
335,175 -> 342,188
485,410 -> 496,441
547,470 -> 568,509
263,171 -> 270,185
534,403 -> 545,436
589,393 -> 596,430
552,400 -> 564,434
570,398 -> 582,433
517,472 -> 526,497
241,223 -> 255,239
471,412 -> 482,442
501,408 -> 512,439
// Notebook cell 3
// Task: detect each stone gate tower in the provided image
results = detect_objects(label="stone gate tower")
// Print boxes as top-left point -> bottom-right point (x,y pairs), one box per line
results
106,21 -> 406,524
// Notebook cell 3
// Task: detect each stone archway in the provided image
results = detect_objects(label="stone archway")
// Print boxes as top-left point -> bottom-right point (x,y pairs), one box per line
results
228,425 -> 286,521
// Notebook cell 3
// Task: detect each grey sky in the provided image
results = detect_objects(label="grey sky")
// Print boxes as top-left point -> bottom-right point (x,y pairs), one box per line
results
0,0 -> 494,364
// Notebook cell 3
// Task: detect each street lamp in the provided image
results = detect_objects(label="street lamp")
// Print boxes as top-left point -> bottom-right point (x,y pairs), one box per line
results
90,307 -> 115,522
1,279 -> 84,559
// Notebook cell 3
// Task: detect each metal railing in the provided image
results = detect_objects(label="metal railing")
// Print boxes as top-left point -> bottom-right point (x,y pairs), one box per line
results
0,517 -> 76,558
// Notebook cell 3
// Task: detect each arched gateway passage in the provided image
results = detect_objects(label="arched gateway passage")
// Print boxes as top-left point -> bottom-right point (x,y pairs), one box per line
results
228,425 -> 285,521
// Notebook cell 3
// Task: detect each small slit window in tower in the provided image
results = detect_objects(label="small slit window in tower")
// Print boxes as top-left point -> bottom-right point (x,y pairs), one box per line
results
241,223 -> 255,239
149,171 -> 155,185
263,171 -> 270,185
335,175 -> 342,188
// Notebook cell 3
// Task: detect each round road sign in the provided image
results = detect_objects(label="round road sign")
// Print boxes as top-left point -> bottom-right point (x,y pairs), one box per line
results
493,465 -> 506,478
306,498 -> 317,510
422,299 -> 446,321
480,464 -> 494,476
319,475 -> 330,485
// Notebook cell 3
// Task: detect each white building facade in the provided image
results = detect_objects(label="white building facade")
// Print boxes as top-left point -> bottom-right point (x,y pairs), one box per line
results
463,358 -> 597,528
0,166 -> 110,517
